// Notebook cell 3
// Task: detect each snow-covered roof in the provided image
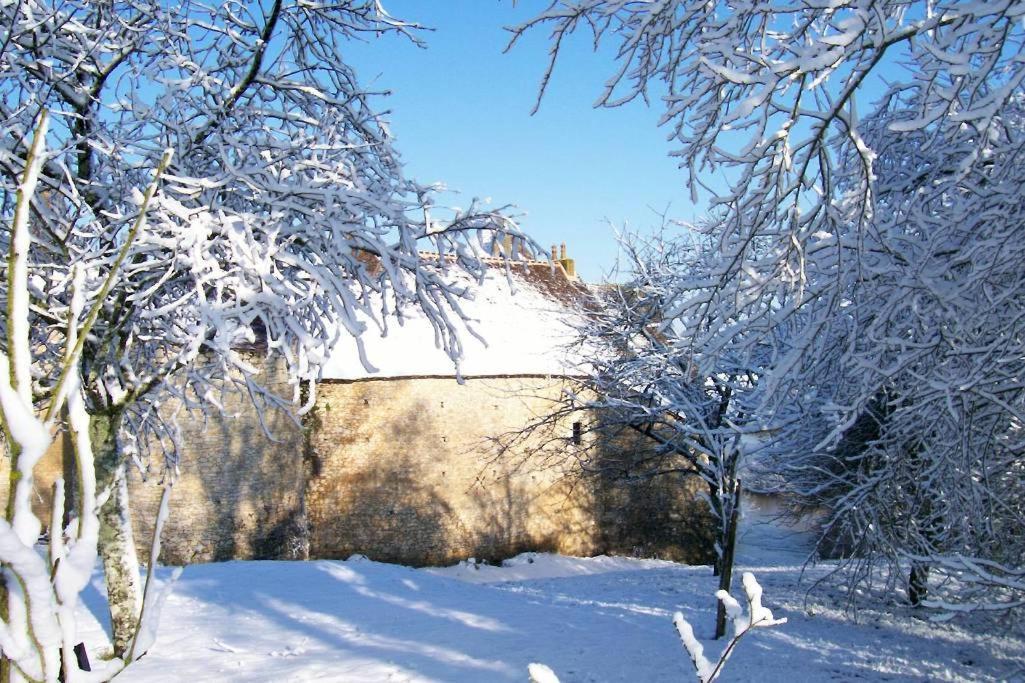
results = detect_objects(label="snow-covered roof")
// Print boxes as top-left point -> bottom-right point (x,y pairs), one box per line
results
319,257 -> 594,380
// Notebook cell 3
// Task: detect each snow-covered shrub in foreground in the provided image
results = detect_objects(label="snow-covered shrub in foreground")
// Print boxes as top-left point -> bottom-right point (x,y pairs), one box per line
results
675,572 -> 787,682
529,572 -> 784,683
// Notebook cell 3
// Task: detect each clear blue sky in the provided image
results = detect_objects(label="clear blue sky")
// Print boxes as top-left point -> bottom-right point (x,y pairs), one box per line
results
342,1 -> 696,282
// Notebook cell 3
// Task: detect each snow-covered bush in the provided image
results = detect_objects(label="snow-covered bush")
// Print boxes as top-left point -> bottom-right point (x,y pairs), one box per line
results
675,572 -> 787,682
525,572 -> 785,683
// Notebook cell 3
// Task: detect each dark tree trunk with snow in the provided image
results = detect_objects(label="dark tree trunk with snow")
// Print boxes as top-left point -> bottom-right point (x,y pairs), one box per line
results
908,563 -> 929,607
710,482 -> 724,578
715,480 -> 741,639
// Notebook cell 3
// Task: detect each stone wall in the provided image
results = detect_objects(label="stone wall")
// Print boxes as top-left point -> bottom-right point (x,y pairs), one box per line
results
594,469 -> 714,564
1,370 -> 713,567
127,364 -> 306,565
306,376 -> 601,565
0,360 -> 307,564
306,375 -> 714,566
0,438 -> 65,527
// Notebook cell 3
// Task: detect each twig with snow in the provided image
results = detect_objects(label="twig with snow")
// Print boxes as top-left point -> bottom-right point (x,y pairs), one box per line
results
674,572 -> 787,683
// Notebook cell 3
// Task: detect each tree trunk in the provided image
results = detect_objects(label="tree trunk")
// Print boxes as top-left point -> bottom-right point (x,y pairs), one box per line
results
714,480 -> 741,639
62,405 -> 78,528
709,483 -> 724,577
908,563 -> 929,606
93,412 -> 143,659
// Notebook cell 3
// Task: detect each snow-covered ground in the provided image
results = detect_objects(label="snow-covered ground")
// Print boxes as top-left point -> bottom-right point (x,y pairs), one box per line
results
75,543 -> 1023,682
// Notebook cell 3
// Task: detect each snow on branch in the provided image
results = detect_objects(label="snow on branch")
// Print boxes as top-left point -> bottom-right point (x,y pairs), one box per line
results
675,572 -> 787,683
527,662 -> 561,683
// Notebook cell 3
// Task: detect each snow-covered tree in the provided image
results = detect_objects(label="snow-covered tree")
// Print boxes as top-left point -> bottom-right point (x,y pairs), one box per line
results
515,0 -> 1025,615
0,113 -> 177,683
497,229 -> 767,637
577,232 -> 762,638
757,92 -> 1025,611
2,0 -> 526,667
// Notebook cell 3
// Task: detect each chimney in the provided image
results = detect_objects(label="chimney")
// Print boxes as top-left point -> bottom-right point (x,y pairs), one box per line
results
559,242 -> 576,279
551,244 -> 558,262
503,234 -> 514,258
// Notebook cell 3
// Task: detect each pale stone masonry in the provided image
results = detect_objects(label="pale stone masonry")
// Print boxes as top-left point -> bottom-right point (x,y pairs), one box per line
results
305,374 -> 712,565
128,362 -> 307,564
123,372 -> 713,567
307,376 -> 600,565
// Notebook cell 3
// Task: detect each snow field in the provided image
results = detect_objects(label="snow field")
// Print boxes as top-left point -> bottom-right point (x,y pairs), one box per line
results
82,552 -> 1024,682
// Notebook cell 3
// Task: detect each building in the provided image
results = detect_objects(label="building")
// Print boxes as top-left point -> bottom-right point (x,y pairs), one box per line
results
12,244 -> 713,567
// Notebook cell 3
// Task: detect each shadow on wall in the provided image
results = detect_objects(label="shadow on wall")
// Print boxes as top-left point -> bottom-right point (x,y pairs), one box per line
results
306,384 -> 461,566
307,377 -> 583,568
465,475 -> 559,565
309,451 -> 458,567
309,450 -> 565,567
130,367 -> 714,567
481,407 -> 717,566
589,424 -> 717,565
130,370 -> 307,565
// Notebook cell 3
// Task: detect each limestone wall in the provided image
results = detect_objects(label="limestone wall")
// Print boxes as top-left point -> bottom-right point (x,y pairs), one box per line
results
1,370 -> 713,568
306,376 -> 596,565
127,366 -> 306,565
0,438 -> 65,527
0,392 -> 305,565
306,375 -> 713,566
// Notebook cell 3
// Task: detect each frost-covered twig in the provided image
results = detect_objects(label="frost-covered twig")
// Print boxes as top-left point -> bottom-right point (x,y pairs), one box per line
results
919,555 -> 1025,618
674,572 -> 787,683
126,485 -> 181,664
